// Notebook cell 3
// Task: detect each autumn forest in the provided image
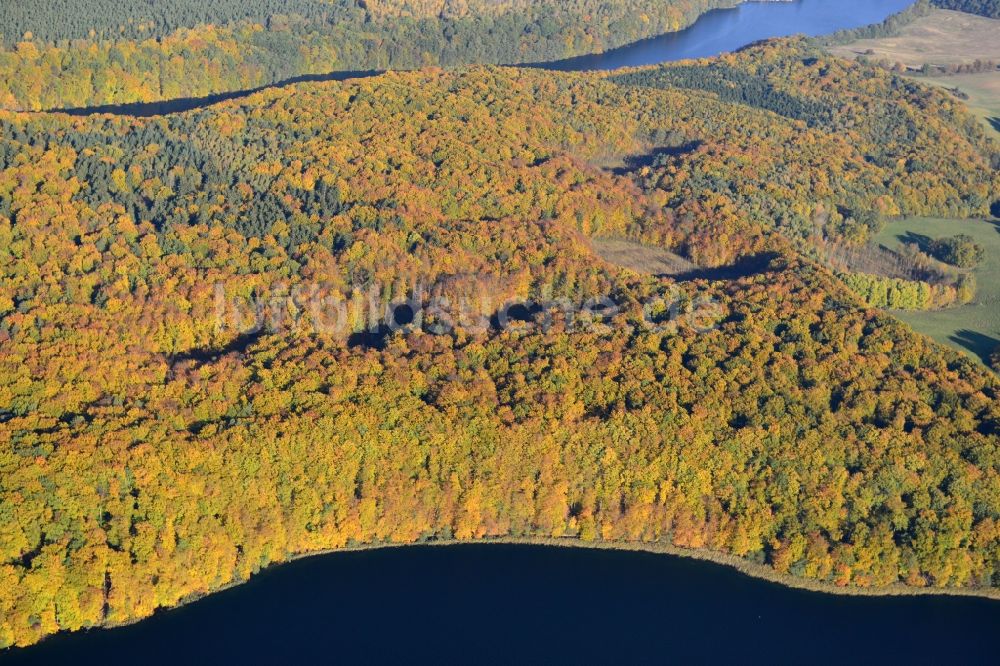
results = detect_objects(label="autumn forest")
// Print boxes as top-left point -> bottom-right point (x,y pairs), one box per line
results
1,0 -> 1000,653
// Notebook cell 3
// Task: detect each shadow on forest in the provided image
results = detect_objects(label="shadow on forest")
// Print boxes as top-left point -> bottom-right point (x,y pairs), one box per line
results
948,329 -> 999,365
346,302 -> 421,350
672,252 -> 782,281
609,142 -> 703,176
315,252 -> 779,351
46,69 -> 382,117
169,331 -> 263,365
348,297 -> 619,350
347,301 -> 545,350
990,200 -> 1000,222
347,327 -> 392,351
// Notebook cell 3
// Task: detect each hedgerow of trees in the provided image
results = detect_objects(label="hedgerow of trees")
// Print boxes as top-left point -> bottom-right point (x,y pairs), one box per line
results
839,272 -> 976,310
931,0 -> 1000,18
817,0 -> 933,46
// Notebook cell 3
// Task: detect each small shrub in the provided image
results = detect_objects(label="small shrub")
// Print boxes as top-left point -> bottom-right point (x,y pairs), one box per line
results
956,273 -> 977,304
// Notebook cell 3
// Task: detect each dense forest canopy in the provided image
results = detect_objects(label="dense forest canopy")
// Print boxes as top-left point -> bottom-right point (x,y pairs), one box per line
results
0,0 -> 739,110
1,0 -> 734,44
1,40 -> 999,649
1,0 -> 352,44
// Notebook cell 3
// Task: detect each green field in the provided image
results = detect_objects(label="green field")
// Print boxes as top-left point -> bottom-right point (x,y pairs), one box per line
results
875,217 -> 1000,364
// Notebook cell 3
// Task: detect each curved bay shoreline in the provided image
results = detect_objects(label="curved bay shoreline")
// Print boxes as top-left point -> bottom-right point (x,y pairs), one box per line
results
10,536 -> 998,658
283,537 -> 1000,602
5,534 -> 991,652
101,535 -> 1000,637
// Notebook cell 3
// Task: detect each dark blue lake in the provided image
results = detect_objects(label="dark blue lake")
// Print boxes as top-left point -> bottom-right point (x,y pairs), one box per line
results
4,544 -> 998,665
543,0 -> 916,71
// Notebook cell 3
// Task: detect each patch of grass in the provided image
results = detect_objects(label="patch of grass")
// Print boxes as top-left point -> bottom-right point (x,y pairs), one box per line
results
874,217 -> 1000,364
591,238 -> 696,275
828,9 -> 1000,67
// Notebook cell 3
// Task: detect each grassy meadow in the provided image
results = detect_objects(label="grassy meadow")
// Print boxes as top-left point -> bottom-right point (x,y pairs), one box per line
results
875,217 -> 1000,364
829,9 -> 1000,67
591,238 -> 697,275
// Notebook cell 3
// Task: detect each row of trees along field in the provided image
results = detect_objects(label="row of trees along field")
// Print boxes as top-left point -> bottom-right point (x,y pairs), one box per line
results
931,0 -> 1000,18
817,0 -> 933,46
815,232 -> 985,312
0,0 -> 738,110
2,42 -> 999,647
839,272 -> 976,310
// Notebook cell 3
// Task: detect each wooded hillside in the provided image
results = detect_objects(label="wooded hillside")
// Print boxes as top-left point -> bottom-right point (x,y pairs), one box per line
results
1,42 -> 999,648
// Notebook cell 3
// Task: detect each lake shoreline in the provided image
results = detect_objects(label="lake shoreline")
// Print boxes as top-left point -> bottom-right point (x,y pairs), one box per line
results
287,537 -> 1000,601
18,0 -> 918,118
18,0 -> 747,117
12,535 -> 1000,661
92,535 -> 1000,638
